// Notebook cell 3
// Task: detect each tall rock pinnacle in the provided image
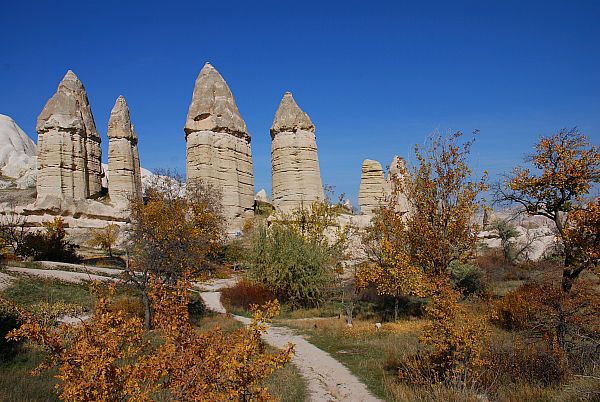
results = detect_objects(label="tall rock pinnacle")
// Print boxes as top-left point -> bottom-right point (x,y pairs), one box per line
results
358,159 -> 386,215
107,96 -> 143,204
270,92 -> 324,211
36,70 -> 102,201
184,63 -> 254,232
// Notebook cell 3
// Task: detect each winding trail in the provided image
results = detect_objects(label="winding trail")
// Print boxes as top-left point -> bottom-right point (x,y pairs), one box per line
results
197,279 -> 382,402
1,266 -> 380,401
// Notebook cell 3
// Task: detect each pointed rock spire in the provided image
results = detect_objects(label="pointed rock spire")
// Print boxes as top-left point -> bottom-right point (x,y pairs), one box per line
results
107,96 -> 135,140
36,70 -> 102,201
107,96 -> 142,203
270,92 -> 314,138
270,92 -> 324,211
184,62 -> 249,140
184,62 -> 254,232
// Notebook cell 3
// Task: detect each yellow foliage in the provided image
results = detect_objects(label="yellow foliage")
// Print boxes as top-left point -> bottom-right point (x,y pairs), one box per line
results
9,278 -> 294,402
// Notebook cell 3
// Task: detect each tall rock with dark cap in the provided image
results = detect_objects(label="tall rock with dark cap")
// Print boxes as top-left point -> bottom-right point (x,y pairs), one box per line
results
184,63 -> 254,231
107,96 -> 143,204
270,92 -> 324,211
358,159 -> 386,215
36,70 -> 102,201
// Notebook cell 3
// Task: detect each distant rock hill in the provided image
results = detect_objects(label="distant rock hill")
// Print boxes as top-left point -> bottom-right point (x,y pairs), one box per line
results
0,114 -> 37,189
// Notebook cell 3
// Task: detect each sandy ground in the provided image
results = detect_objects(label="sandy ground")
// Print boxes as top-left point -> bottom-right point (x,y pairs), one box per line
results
199,278 -> 381,402
37,261 -> 124,276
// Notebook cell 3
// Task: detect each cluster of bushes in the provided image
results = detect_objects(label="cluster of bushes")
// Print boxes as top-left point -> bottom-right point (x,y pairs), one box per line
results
0,216 -> 80,263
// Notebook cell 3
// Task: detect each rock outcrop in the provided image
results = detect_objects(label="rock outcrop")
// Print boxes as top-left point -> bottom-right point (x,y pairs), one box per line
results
255,189 -> 269,203
0,115 -> 37,188
386,155 -> 410,214
36,70 -> 102,201
271,92 -> 324,211
107,96 -> 142,204
358,159 -> 386,215
184,63 -> 254,232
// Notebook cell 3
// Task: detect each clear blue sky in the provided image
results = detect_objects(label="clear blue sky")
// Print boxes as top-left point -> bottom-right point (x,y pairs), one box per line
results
1,0 -> 599,205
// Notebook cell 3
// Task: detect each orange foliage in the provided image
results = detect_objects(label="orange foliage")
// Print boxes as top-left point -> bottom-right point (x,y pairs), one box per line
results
9,279 -> 294,402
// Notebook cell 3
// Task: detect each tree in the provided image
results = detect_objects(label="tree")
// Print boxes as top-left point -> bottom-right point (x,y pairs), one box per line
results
495,128 -> 599,292
125,172 -> 225,328
9,279 -> 293,401
246,194 -> 351,309
87,224 -> 120,257
19,217 -> 80,263
0,199 -> 30,256
357,131 -> 488,383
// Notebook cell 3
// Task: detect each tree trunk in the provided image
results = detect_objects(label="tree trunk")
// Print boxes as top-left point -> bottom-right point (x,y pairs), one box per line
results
394,297 -> 399,322
142,292 -> 152,330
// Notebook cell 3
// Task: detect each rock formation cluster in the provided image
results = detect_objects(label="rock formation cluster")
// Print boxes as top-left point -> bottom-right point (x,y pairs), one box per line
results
270,92 -> 324,212
36,70 -> 102,201
184,63 -> 254,231
107,96 -> 142,204
359,156 -> 410,215
358,159 -> 386,215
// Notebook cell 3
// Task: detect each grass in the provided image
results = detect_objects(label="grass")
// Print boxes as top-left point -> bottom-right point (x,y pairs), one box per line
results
1,276 -> 94,311
282,317 -> 425,400
0,345 -> 59,402
264,355 -> 308,402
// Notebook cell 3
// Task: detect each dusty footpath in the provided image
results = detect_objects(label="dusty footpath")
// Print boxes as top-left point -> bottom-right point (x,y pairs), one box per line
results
198,278 -> 381,402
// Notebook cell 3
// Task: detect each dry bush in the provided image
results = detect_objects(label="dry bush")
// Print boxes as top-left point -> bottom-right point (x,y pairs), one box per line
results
221,279 -> 276,311
9,278 -> 294,401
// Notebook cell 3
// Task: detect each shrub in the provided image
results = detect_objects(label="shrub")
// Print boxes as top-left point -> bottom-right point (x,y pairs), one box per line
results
449,261 -> 485,296
221,279 -> 276,311
245,223 -> 335,308
0,299 -> 21,359
18,218 -> 80,263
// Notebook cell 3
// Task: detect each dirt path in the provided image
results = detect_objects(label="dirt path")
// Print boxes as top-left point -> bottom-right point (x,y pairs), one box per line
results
198,279 -> 381,402
5,267 -> 118,284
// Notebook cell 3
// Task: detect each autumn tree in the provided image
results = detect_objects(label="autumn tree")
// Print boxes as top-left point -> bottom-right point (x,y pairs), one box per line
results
357,131 -> 488,383
88,224 -> 120,257
125,172 -> 225,328
495,128 -> 599,292
9,279 -> 293,401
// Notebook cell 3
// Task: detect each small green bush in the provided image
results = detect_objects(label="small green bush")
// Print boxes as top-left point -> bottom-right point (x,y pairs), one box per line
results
245,224 -> 334,309
449,261 -> 485,296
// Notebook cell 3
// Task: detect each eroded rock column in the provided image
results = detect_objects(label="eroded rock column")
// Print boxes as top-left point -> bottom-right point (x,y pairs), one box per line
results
107,96 -> 143,204
36,70 -> 102,201
184,63 -> 254,231
358,159 -> 385,215
271,92 -> 324,212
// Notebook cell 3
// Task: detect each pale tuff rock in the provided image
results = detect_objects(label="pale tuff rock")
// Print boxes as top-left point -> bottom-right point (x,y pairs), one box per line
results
36,70 -> 102,201
0,115 -> 37,188
184,63 -> 254,232
255,189 -> 270,203
271,92 -> 324,211
358,159 -> 385,215
107,96 -> 143,204
386,155 -> 410,214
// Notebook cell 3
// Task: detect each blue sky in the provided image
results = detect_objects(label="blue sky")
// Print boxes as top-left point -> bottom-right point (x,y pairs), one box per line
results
1,0 -> 599,205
